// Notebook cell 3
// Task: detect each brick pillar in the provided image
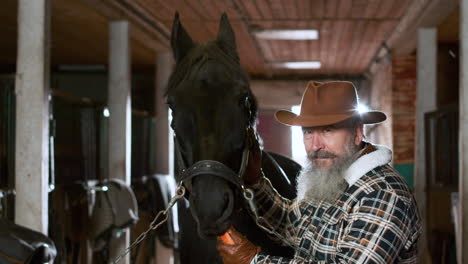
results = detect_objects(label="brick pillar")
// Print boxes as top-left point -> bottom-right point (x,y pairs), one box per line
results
392,55 -> 417,188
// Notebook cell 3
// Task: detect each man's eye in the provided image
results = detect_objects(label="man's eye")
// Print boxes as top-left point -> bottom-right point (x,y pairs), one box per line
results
324,128 -> 332,133
303,130 -> 312,135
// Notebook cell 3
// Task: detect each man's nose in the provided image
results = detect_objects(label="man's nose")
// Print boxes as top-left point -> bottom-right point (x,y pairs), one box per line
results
306,133 -> 324,152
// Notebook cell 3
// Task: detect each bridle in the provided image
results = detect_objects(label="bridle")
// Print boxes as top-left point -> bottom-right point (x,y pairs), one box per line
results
114,85 -> 289,264
171,96 -> 294,247
173,96 -> 254,198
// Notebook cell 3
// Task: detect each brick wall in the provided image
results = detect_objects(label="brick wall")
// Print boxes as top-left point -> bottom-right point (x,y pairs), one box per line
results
392,55 -> 417,164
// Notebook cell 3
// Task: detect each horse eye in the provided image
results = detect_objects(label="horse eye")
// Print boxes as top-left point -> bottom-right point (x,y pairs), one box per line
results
239,94 -> 250,107
166,97 -> 175,110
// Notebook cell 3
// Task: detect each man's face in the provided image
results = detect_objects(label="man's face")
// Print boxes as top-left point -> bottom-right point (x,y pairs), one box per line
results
302,119 -> 363,170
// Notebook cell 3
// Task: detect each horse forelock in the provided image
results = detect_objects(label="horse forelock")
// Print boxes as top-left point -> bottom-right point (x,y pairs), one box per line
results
165,42 -> 247,96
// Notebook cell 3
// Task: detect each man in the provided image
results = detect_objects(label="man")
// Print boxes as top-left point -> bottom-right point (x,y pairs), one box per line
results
216,81 -> 421,263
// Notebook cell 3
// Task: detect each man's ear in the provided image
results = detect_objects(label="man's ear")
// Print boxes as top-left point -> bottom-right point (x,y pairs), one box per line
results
355,123 -> 364,145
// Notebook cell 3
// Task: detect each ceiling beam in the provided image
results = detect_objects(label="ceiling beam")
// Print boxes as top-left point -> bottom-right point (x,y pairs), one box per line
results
250,80 -> 308,109
79,0 -> 170,52
386,0 -> 459,55
251,76 -> 367,109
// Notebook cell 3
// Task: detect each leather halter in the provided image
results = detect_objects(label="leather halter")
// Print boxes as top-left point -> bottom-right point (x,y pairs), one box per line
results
173,97 -> 253,194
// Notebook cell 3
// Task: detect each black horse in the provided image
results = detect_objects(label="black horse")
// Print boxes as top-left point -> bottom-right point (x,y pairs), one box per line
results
167,13 -> 301,263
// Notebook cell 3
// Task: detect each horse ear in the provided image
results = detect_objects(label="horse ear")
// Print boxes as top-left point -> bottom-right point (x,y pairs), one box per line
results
171,12 -> 195,64
217,13 -> 239,59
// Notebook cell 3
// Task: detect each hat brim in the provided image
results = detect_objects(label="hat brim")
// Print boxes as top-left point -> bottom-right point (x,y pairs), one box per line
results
275,110 -> 387,127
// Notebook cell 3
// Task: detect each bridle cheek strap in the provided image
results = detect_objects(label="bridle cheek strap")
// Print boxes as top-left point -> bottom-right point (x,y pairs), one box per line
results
173,129 -> 251,194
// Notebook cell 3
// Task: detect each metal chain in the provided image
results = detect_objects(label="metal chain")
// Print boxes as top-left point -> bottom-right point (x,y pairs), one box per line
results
242,183 -> 295,248
112,185 -> 186,264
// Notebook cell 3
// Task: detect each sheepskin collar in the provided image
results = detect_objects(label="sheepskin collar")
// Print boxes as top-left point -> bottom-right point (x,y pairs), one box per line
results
344,143 -> 392,186
296,143 -> 393,200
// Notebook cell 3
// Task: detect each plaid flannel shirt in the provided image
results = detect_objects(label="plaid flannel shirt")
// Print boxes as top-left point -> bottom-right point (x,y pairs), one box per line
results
250,160 -> 421,263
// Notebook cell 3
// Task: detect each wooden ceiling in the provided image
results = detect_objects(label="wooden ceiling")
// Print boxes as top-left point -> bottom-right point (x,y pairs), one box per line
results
151,0 -> 409,76
0,0 -> 458,77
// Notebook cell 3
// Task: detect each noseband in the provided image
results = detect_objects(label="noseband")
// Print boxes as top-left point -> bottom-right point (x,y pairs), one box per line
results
174,97 -> 253,195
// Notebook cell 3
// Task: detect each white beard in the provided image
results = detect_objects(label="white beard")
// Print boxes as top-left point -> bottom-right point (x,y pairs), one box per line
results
296,143 -> 358,203
296,159 -> 348,203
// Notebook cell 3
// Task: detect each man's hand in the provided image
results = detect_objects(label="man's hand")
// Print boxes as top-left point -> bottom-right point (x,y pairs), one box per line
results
244,128 -> 263,185
217,226 -> 261,264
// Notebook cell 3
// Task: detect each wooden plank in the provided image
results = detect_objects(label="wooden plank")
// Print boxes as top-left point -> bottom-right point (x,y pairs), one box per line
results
231,22 -> 265,74
319,20 -> 334,71
343,20 -> 367,71
349,21 -> 378,72
255,20 -> 276,63
151,0 -> 177,20
390,0 -> 412,19
359,21 -> 395,72
204,21 -> 220,41
359,21 -> 384,72
324,0 -> 338,18
283,0 -> 299,20
296,0 -> 310,19
298,20 -> 319,61
284,20 -> 301,61
270,0 -> 287,19
182,21 -> 213,43
268,39 -> 281,62
337,0 -> 353,18
213,0 -> 243,20
257,39 -> 275,62
334,20 -> 354,73
237,0 -> 263,20
363,20 -> 395,72
375,0 -> 395,19
188,0 -> 215,19
329,20 -> 347,72
308,20 -> 321,60
351,0 -> 368,19
173,0 -> 200,20
256,0 -> 274,19
309,0 -> 325,18
364,0 -> 382,19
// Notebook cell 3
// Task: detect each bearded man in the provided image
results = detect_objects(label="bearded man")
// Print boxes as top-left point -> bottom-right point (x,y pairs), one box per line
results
217,81 -> 421,263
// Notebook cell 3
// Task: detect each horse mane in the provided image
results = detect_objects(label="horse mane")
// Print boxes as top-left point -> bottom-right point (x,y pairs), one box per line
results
164,40 -> 258,126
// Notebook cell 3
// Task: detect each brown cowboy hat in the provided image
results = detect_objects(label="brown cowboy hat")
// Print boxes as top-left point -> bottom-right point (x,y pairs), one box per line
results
275,81 -> 387,127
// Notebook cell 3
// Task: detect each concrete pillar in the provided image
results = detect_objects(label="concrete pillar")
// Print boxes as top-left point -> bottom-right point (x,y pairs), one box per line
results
107,20 -> 132,263
154,52 -> 174,264
460,1 -> 468,263
14,0 -> 50,234
155,52 -> 174,175
415,28 -> 437,258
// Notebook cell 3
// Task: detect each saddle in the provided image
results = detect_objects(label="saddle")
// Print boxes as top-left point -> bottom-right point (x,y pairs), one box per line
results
145,174 -> 177,247
131,174 -> 178,263
90,178 -> 139,251
0,219 -> 57,264
49,182 -> 94,264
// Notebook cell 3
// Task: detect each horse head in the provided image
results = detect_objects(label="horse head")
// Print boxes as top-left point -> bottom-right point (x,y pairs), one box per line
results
166,13 -> 258,239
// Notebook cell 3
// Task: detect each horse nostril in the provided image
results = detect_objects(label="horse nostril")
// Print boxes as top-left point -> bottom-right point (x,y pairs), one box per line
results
221,190 -> 233,211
